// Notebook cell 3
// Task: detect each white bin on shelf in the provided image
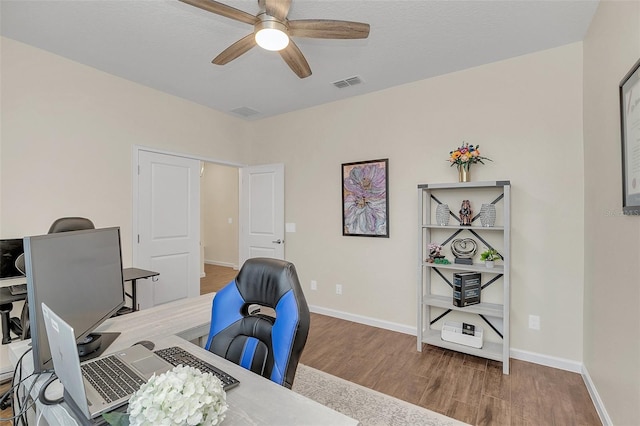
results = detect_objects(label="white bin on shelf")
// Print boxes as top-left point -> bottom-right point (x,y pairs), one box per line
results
441,321 -> 483,349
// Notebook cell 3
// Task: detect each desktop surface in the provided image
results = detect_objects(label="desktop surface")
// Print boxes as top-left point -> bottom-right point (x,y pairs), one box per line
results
7,294 -> 357,425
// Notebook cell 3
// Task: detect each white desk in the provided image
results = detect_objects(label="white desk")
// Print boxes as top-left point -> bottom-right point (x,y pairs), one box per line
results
8,294 -> 357,426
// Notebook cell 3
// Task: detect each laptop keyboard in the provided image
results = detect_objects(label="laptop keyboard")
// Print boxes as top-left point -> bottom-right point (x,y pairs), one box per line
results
81,355 -> 146,403
154,346 -> 240,390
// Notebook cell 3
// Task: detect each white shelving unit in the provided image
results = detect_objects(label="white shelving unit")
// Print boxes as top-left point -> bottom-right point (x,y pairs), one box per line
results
417,181 -> 511,374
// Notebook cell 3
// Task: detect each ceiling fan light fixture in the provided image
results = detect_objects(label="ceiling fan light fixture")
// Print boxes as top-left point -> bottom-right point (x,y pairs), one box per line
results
255,17 -> 289,51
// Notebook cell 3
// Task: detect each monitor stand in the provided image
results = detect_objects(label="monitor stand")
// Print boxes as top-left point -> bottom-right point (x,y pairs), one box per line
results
78,332 -> 120,362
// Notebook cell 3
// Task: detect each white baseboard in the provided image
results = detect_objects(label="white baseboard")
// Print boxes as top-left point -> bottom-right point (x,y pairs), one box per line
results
509,348 -> 582,373
308,305 -> 416,336
581,364 -> 613,426
204,260 -> 238,270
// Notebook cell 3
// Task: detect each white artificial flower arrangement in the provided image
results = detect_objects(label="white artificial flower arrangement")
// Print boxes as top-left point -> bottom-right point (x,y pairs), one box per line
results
104,365 -> 228,426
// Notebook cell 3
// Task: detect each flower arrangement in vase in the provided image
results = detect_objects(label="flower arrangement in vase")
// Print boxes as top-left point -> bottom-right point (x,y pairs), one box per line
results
103,365 -> 228,426
448,142 -> 492,182
479,248 -> 502,268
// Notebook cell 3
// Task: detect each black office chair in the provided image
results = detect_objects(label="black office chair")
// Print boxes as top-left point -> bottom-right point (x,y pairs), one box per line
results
6,255 -> 29,339
205,257 -> 310,389
9,217 -> 95,340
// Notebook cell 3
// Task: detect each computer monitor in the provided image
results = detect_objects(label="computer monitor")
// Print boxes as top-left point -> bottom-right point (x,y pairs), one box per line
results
0,238 -> 25,280
24,227 -> 125,372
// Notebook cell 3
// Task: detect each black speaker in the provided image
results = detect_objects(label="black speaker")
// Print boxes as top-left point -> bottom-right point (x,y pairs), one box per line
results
77,333 -> 102,357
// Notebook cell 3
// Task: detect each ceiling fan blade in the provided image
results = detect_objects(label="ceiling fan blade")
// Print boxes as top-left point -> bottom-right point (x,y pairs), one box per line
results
212,34 -> 256,65
265,0 -> 291,21
179,0 -> 257,25
289,19 -> 370,39
279,40 -> 311,78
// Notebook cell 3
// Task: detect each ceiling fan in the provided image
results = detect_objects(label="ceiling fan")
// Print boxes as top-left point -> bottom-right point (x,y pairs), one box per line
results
180,0 -> 370,78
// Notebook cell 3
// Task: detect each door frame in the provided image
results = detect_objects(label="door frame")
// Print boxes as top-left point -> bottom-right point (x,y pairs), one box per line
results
132,145 -> 246,267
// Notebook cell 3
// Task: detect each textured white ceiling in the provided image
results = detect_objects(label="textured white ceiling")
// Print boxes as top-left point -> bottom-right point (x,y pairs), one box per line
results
1,0 -> 599,120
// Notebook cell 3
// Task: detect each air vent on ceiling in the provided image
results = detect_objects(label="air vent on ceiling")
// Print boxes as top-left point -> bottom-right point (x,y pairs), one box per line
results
231,106 -> 260,117
332,76 -> 363,89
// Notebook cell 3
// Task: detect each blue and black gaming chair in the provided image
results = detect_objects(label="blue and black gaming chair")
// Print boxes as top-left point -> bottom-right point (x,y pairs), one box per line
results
204,257 -> 310,389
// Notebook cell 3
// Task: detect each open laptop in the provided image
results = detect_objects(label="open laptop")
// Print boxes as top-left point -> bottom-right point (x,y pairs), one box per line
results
41,303 -> 173,423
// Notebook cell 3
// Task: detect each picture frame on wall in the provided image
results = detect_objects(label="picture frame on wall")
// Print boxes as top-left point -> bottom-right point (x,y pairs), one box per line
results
619,57 -> 640,215
342,158 -> 389,237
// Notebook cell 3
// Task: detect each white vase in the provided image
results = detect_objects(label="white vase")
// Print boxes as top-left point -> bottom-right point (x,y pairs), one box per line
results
480,204 -> 496,227
485,260 -> 495,268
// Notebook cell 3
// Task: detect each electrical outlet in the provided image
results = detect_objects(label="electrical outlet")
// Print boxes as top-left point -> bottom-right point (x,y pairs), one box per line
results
529,315 -> 540,330
336,284 -> 342,295
310,280 -> 317,291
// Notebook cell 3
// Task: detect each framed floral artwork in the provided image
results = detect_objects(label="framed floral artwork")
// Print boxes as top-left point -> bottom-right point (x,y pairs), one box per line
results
342,159 -> 389,237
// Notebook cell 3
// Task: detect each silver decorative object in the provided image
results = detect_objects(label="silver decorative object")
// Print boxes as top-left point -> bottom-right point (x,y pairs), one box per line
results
480,204 -> 496,227
451,238 -> 478,259
435,204 -> 450,226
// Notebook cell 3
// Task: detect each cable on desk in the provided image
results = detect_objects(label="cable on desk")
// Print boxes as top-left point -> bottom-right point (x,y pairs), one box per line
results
37,373 -> 63,405
12,346 -> 31,425
0,347 -> 55,425
0,372 -> 40,424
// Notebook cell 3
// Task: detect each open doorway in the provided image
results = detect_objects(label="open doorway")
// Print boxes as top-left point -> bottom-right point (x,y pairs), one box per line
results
200,162 -> 239,294
134,146 -> 285,308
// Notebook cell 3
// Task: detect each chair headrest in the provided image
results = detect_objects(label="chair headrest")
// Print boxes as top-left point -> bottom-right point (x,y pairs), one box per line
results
48,217 -> 95,234
235,258 -> 302,308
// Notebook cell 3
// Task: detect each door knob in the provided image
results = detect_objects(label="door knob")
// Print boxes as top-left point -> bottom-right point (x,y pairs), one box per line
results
272,239 -> 284,244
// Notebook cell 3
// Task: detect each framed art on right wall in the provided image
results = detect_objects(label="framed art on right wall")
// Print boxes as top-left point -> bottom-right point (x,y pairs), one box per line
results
620,56 -> 640,215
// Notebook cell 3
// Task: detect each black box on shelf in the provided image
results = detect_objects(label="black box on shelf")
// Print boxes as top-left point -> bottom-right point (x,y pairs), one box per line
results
454,258 -> 473,265
462,322 -> 476,336
453,272 -> 481,307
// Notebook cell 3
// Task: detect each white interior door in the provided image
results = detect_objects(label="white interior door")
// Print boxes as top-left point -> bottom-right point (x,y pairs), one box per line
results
136,150 -> 200,309
239,164 -> 285,265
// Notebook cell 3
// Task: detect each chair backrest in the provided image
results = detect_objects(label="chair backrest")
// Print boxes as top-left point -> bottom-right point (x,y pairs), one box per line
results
48,217 -> 95,234
14,254 -> 26,275
205,257 -> 310,389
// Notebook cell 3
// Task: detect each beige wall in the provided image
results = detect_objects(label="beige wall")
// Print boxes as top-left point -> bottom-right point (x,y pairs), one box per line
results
0,37 -> 250,264
201,163 -> 239,268
5,19 -> 637,421
583,1 -> 640,424
249,43 -> 585,361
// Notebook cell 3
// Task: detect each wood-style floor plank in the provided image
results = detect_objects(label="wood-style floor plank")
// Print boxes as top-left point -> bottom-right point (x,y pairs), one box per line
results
200,263 -> 237,294
476,395 -> 510,426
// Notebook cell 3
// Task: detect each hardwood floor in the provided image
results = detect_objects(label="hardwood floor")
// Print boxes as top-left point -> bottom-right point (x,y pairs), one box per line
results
200,263 -> 238,294
0,265 -> 600,426
300,314 -> 601,426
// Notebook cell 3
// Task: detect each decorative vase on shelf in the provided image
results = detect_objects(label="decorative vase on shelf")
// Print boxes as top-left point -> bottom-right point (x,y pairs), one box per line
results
458,166 -> 470,183
480,204 -> 496,227
485,260 -> 495,268
435,204 -> 450,226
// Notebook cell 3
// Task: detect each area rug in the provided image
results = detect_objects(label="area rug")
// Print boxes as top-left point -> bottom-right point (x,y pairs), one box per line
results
292,364 -> 469,426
